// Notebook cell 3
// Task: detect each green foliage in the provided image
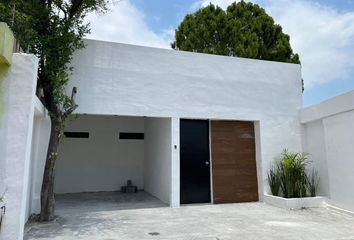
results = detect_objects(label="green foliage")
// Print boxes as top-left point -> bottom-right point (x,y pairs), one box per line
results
267,166 -> 281,196
0,0 -> 108,118
268,149 -> 319,198
307,169 -> 319,197
0,0 -> 109,221
172,1 -> 300,64
276,150 -> 309,198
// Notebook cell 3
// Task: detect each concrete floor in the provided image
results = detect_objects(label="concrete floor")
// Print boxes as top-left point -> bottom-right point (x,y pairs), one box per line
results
25,191 -> 354,240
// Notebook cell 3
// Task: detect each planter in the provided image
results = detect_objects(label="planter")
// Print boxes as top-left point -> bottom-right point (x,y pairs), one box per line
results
264,194 -> 327,210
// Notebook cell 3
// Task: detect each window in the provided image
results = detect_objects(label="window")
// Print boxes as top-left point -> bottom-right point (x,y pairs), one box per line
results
64,132 -> 89,138
119,132 -> 144,140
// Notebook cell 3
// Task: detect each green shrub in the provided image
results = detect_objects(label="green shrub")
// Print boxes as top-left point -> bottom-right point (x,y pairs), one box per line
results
267,166 -> 281,196
307,169 -> 319,197
268,149 -> 319,198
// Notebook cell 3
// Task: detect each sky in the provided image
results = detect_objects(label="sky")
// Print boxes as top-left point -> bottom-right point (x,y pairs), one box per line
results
86,0 -> 354,106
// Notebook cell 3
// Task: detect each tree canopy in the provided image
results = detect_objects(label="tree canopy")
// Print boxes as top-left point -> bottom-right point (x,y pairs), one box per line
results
0,0 -> 107,117
172,1 -> 300,64
0,0 -> 109,221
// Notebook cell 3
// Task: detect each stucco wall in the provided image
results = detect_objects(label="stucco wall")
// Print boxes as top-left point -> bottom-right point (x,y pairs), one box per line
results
26,103 -> 51,217
144,118 -> 172,204
0,54 -> 39,240
302,120 -> 329,197
170,118 -> 180,207
54,115 -> 145,194
67,39 -> 304,196
301,90 -> 354,212
0,67 -> 9,203
68,40 -> 302,120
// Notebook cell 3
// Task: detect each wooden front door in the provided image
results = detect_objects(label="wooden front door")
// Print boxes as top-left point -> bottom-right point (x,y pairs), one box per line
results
211,120 -> 258,203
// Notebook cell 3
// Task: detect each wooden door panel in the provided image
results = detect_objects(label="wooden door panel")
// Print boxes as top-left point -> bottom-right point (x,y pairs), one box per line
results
211,120 -> 258,204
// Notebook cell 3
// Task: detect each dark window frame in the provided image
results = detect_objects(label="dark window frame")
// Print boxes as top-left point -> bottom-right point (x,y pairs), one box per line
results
64,132 -> 89,138
119,132 -> 144,140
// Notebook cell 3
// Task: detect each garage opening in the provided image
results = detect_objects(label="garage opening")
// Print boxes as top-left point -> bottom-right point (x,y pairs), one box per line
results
54,115 -> 173,210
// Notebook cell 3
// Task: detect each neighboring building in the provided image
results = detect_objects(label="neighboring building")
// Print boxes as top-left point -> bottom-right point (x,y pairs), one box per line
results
1,39 -> 353,240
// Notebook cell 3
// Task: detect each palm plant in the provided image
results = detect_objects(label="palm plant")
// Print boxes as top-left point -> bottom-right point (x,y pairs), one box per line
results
273,149 -> 310,198
267,166 -> 281,196
307,169 -> 319,197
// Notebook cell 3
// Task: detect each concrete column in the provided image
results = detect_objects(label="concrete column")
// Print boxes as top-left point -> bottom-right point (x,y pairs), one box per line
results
254,121 -> 264,201
170,117 -> 180,207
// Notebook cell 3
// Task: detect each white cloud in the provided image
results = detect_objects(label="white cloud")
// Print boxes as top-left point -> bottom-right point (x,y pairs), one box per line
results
85,0 -> 172,48
199,0 -> 243,9
195,0 -> 354,89
266,0 -> 354,89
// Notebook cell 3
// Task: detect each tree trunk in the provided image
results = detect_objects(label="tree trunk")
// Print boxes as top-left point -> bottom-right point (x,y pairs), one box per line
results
39,117 -> 62,222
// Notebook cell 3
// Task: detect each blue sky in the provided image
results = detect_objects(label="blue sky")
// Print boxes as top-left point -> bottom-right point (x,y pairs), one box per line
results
87,0 -> 354,106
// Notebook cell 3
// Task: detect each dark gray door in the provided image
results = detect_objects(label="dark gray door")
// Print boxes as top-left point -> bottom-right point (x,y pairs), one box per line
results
180,119 -> 211,204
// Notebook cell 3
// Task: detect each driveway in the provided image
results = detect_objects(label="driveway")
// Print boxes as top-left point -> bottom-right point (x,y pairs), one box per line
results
25,191 -> 354,240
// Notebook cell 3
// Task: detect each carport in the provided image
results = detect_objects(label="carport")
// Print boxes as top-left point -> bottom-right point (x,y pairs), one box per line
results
53,114 -> 174,207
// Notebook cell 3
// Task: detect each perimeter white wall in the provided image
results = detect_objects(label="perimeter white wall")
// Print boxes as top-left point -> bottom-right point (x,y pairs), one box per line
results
26,104 -> 51,217
0,67 -> 9,204
144,118 -> 172,204
0,54 -> 39,240
67,39 -> 304,195
301,90 -> 354,212
54,115 -> 144,194
302,120 -> 329,197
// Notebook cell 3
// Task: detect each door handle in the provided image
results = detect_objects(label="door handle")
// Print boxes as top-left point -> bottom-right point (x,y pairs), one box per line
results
205,162 -> 210,165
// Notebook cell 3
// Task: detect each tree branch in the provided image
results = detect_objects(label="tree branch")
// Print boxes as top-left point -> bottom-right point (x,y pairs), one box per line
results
53,0 -> 68,19
63,87 -> 78,118
68,0 -> 84,19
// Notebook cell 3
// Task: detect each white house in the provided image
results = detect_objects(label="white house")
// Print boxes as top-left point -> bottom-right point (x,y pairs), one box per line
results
1,38 -> 354,240
53,39 -> 303,207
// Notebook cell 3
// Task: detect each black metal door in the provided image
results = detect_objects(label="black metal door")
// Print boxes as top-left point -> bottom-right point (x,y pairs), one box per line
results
180,119 -> 211,204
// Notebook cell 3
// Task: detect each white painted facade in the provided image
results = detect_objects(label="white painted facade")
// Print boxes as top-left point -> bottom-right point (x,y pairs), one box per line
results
9,39 -> 354,240
39,39 -> 304,210
27,107 -> 51,218
55,115 -> 145,193
301,90 -> 354,212
144,117 -> 173,205
0,54 -> 50,240
54,115 -> 175,206
66,39 -> 304,199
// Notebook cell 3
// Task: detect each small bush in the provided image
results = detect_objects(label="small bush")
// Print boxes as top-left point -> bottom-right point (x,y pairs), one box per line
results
268,149 -> 319,198
307,169 -> 319,197
267,166 -> 281,196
